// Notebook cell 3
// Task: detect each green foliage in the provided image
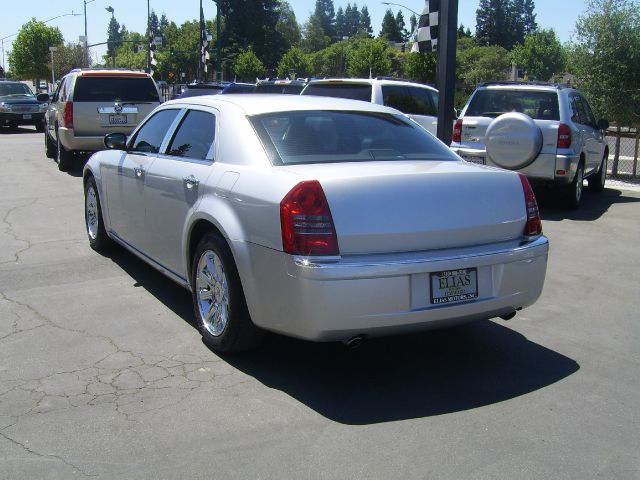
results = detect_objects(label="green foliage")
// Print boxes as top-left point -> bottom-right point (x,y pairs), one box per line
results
8,18 -> 63,80
405,51 -> 437,84
309,40 -> 350,77
314,0 -> 336,39
52,42 -> 90,79
359,6 -> 373,37
380,9 -> 402,42
106,16 -> 123,59
458,44 -> 512,84
233,48 -> 265,81
347,37 -> 392,77
476,0 -> 537,49
567,0 -> 640,126
277,2 -> 302,49
302,14 -> 332,52
277,47 -> 311,78
511,29 -> 565,81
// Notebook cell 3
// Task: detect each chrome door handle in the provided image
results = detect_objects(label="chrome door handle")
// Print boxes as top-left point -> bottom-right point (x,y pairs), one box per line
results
183,175 -> 200,189
134,166 -> 145,178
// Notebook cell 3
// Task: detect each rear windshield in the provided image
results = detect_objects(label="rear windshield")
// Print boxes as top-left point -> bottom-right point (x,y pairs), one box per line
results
73,76 -> 159,102
466,89 -> 560,120
249,110 -> 457,166
302,83 -> 372,102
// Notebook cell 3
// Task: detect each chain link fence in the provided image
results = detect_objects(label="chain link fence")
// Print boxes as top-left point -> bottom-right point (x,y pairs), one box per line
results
606,127 -> 639,180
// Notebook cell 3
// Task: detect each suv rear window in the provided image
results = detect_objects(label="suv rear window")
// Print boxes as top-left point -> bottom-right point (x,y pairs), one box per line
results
466,89 -> 559,120
302,83 -> 372,102
73,76 -> 159,102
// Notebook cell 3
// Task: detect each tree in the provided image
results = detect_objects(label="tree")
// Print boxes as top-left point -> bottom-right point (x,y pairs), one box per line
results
344,3 -> 361,37
309,40 -> 350,77
335,7 -> 346,38
523,0 -> 538,35
52,42 -> 90,78
458,44 -> 512,84
476,0 -> 509,47
396,11 -> 408,42
380,9 -> 402,42
233,48 -> 265,80
512,29 -> 565,81
8,18 -> 63,81
277,47 -> 311,78
568,0 -> 640,127
314,0 -> 336,39
347,37 -> 392,77
277,2 -> 302,49
359,6 -> 374,37
405,51 -> 437,83
301,13 -> 332,52
106,16 -> 123,61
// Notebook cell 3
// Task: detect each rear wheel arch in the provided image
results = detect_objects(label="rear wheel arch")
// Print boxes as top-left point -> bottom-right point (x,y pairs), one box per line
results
187,220 -> 228,284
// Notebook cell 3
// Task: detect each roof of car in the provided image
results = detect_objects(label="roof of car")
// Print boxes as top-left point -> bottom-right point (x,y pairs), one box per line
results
70,68 -> 151,78
307,77 -> 437,91
163,93 -> 398,116
480,81 -> 573,90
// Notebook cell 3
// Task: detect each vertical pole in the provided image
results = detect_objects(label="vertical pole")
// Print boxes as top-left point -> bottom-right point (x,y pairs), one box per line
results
51,50 -> 55,85
197,0 -> 202,82
633,130 -> 639,178
436,0 -> 458,145
216,1 -> 221,82
84,1 -> 88,66
147,0 -> 151,74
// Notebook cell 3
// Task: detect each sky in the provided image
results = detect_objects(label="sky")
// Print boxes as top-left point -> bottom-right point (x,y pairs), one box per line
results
1,0 -> 591,70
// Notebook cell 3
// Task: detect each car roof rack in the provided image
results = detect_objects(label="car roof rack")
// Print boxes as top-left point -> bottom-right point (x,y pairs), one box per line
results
481,81 -> 572,89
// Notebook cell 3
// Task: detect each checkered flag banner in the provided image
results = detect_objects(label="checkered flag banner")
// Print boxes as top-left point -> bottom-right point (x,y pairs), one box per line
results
200,4 -> 210,74
149,41 -> 158,77
411,0 -> 440,53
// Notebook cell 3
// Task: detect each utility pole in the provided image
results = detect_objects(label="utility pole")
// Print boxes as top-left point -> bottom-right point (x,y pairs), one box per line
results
436,0 -> 458,145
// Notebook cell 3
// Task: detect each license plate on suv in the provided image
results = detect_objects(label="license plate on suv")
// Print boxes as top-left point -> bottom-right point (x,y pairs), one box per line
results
108,114 -> 128,125
430,268 -> 478,305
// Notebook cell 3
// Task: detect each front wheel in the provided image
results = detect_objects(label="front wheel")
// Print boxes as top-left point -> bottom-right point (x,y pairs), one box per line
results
191,233 -> 263,353
588,154 -> 607,192
84,176 -> 112,251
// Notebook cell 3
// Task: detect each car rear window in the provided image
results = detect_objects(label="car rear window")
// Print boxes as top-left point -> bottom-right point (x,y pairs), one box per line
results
302,83 -> 372,102
466,89 -> 560,120
249,110 -> 457,166
73,76 -> 159,102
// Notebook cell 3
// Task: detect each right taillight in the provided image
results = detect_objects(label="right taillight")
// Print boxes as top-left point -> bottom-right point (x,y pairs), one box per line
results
63,101 -> 73,129
557,123 -> 571,148
518,173 -> 542,236
452,118 -> 463,143
280,180 -> 339,256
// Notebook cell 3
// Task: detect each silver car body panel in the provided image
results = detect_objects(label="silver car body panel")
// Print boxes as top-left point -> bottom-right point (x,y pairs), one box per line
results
85,94 -> 548,342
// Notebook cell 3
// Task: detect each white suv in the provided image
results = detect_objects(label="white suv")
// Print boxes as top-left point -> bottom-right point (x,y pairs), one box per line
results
450,82 -> 609,208
301,77 -> 439,135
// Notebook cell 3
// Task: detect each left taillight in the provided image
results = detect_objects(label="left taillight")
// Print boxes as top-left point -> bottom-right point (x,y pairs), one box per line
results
63,101 -> 73,129
518,173 -> 542,236
280,180 -> 339,256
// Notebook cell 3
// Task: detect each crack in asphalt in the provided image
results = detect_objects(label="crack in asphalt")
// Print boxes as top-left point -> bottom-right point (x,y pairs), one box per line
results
0,200 -> 37,265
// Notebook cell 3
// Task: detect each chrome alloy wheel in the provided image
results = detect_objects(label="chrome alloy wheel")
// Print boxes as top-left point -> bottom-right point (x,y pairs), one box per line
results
85,184 -> 99,241
196,250 -> 230,337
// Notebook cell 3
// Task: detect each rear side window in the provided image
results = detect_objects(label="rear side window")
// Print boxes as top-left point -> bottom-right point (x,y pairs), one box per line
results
73,76 -> 159,102
130,109 -> 180,153
166,110 -> 216,161
249,110 -> 457,166
466,89 -> 560,120
382,85 -> 437,116
302,83 -> 372,102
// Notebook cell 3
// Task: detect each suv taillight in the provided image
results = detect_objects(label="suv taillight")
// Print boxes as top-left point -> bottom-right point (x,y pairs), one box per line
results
63,101 -> 73,129
518,173 -> 542,236
557,123 -> 571,148
452,118 -> 463,143
280,180 -> 339,256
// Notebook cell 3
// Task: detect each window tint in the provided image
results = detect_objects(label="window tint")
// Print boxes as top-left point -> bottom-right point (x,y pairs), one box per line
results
382,85 -> 437,116
0,83 -> 33,96
466,90 -> 560,120
131,109 -> 180,153
570,95 -> 588,125
302,83 -> 373,102
166,110 -> 216,160
73,76 -> 159,102
250,110 -> 457,166
579,96 -> 596,126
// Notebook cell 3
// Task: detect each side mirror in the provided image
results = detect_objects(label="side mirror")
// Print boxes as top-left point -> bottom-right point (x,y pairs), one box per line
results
104,132 -> 127,150
36,93 -> 50,102
597,119 -> 609,130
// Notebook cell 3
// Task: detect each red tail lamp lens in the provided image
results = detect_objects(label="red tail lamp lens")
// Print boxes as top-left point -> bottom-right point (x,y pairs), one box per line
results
518,173 -> 542,236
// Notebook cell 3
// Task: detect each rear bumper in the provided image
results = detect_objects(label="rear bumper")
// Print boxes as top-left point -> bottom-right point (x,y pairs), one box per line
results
451,144 -> 579,185
237,236 -> 549,342
57,126 -> 135,152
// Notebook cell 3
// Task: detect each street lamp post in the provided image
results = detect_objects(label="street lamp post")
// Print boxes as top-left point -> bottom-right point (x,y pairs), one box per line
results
49,46 -> 58,85
84,0 -> 96,66
106,6 -> 115,68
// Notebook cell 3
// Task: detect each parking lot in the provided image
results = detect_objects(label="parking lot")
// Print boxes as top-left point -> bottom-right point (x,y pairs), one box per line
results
1,126 -> 639,479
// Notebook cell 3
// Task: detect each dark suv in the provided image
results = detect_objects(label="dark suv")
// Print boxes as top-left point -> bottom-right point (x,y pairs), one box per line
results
0,80 -> 48,131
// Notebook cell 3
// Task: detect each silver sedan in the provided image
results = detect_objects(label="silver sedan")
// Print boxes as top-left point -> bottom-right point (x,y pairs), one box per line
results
83,94 -> 549,352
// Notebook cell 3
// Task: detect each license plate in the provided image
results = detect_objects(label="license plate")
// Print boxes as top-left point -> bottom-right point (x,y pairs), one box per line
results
462,155 -> 484,165
430,268 -> 478,305
108,114 -> 127,125
22,114 -> 32,119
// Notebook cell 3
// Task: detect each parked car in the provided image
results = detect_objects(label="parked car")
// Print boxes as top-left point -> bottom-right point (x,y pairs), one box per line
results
42,68 -> 161,171
301,77 -> 439,135
177,81 -> 229,98
0,80 -> 48,131
83,94 -> 549,353
450,82 -> 609,208
255,78 -> 307,94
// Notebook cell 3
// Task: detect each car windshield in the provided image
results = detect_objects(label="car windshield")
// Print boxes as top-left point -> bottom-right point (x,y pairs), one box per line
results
466,89 -> 560,120
0,83 -> 34,97
302,83 -> 372,102
249,110 -> 457,166
73,76 -> 159,102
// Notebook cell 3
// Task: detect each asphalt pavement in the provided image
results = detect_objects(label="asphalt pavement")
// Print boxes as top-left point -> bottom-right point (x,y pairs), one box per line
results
1,126 -> 639,479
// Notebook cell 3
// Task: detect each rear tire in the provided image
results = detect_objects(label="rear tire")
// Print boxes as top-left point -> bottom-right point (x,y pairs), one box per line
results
191,233 -> 263,353
56,131 -> 74,171
588,154 -> 607,192
35,122 -> 45,133
44,131 -> 56,159
561,162 -> 584,210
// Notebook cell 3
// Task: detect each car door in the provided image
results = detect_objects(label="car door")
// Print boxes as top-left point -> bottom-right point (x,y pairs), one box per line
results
579,95 -> 606,173
142,107 -> 218,278
102,108 -> 181,250
569,93 -> 601,175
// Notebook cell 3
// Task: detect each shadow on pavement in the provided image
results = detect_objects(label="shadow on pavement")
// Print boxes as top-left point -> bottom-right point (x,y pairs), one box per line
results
105,246 -> 579,425
538,186 -> 640,222
0,126 -> 41,134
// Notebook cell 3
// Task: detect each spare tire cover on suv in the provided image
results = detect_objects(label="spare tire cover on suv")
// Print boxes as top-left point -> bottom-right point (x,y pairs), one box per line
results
485,112 -> 542,170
